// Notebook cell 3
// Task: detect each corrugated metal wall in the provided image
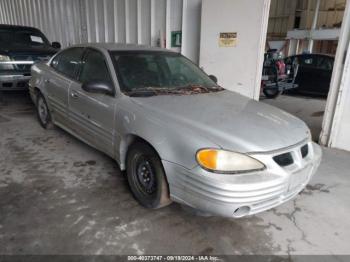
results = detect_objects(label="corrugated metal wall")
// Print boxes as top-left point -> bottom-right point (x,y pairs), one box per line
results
267,0 -> 297,40
267,0 -> 346,40
298,0 -> 346,30
0,0 -> 84,47
0,0 -> 202,62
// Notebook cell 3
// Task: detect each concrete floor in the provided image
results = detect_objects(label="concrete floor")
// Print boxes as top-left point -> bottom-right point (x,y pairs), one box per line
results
262,94 -> 326,142
0,92 -> 350,256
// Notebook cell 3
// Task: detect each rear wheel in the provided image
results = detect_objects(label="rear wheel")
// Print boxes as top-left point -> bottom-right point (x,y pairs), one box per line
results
36,93 -> 54,129
126,142 -> 172,209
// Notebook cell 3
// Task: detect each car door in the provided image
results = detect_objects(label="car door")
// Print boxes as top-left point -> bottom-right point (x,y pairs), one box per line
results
68,48 -> 116,157
295,55 -> 318,94
315,55 -> 334,96
46,47 -> 84,127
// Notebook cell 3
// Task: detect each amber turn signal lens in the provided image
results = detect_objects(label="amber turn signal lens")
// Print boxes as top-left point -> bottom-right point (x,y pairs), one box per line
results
196,149 -> 265,173
196,149 -> 218,170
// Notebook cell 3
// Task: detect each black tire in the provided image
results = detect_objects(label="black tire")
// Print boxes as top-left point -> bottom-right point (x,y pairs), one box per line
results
263,88 -> 281,99
36,93 -> 54,129
126,142 -> 172,209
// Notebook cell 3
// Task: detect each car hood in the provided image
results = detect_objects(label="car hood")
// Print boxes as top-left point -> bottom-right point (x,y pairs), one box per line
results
130,90 -> 310,153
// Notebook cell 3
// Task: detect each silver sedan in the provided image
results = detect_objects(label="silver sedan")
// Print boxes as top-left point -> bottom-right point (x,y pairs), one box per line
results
29,43 -> 322,218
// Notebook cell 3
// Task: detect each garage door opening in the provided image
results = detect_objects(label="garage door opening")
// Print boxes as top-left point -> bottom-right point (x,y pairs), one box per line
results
260,0 -> 346,143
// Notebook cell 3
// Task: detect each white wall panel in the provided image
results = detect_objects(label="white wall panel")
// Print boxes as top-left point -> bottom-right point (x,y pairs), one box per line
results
199,0 -> 271,99
181,0 -> 201,63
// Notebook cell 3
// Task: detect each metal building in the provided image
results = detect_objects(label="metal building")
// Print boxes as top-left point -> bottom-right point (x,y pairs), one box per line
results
0,0 -> 201,63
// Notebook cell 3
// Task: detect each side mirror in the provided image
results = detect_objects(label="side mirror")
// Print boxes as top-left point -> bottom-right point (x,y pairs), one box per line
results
52,42 -> 61,49
209,75 -> 218,83
82,80 -> 114,96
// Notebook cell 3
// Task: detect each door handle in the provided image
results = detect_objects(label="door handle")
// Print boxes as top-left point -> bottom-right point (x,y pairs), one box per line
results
71,92 -> 79,99
44,79 -> 50,84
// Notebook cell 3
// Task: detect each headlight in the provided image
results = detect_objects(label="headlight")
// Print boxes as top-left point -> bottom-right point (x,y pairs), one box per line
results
196,149 -> 265,174
0,55 -> 10,62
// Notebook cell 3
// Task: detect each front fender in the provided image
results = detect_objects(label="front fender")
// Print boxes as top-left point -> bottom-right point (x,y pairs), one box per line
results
29,63 -> 50,104
115,96 -> 219,170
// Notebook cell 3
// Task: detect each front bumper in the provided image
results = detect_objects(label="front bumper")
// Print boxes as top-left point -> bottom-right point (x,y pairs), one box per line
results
163,141 -> 322,218
0,74 -> 31,90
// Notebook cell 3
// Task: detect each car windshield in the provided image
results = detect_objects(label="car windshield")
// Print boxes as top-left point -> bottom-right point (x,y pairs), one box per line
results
0,28 -> 50,47
111,51 -> 223,96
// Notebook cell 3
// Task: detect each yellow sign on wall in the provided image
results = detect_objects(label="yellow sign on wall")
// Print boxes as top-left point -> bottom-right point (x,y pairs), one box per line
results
219,32 -> 237,47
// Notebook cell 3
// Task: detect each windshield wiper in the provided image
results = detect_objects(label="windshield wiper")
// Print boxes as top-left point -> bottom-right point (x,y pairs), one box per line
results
126,91 -> 157,97
207,86 -> 225,91
125,85 -> 224,97
175,84 -> 224,93
125,87 -> 158,97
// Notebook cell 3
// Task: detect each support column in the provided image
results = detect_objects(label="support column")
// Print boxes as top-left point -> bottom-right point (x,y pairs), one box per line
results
308,0 -> 321,52
288,39 -> 298,56
296,39 -> 301,54
320,0 -> 350,147
327,40 -> 350,150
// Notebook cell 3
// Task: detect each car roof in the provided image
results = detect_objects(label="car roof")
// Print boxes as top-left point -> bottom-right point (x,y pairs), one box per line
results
72,43 -> 175,53
0,24 -> 41,31
288,53 -> 334,58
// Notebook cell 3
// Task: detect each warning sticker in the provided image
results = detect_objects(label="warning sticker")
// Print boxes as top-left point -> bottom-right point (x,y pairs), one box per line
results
219,32 -> 237,47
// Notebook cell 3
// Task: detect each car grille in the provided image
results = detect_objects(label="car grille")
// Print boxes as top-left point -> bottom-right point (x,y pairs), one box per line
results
273,152 -> 294,167
273,143 -> 309,167
301,144 -> 309,158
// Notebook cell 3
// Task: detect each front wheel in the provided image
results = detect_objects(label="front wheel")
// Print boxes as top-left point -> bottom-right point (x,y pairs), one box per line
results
126,142 -> 172,209
36,93 -> 54,129
263,88 -> 281,99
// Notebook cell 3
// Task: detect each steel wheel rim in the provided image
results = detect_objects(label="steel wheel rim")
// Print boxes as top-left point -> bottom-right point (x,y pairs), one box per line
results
135,156 -> 157,195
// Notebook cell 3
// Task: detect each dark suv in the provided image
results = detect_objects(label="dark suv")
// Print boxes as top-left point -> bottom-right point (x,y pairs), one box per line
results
284,54 -> 334,97
0,24 -> 61,91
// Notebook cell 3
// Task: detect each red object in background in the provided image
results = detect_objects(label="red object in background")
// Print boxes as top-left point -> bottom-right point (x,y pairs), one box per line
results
276,60 -> 286,76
